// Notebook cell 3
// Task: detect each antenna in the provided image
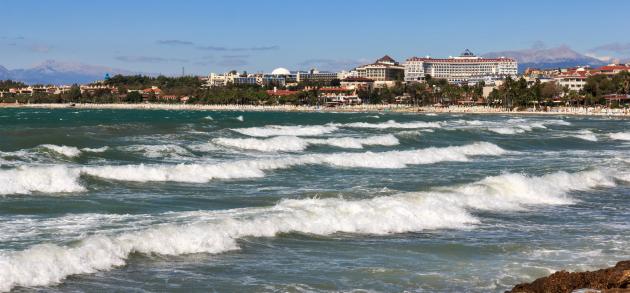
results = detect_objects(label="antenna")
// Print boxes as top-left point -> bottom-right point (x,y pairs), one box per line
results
182,66 -> 185,76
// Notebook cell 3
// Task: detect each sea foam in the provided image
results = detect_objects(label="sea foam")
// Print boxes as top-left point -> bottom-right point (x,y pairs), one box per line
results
231,125 -> 339,137
341,120 -> 442,129
39,144 -> 82,158
80,142 -> 505,182
609,132 -> 630,141
0,166 -> 85,195
0,143 -> 505,195
213,134 -> 399,152
0,168 -> 621,292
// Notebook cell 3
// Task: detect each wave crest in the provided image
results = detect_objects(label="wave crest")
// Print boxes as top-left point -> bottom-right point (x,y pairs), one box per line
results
0,168 -> 621,291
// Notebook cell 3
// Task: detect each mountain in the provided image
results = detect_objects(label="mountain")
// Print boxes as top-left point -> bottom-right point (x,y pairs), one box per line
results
0,65 -> 10,80
484,45 -> 607,72
0,60 -> 139,85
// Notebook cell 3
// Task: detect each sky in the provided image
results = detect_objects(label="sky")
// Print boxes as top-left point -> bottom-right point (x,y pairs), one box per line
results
1,0 -> 630,75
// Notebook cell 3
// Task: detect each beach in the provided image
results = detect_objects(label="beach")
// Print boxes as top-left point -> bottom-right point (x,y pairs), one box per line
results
2,102 -> 630,116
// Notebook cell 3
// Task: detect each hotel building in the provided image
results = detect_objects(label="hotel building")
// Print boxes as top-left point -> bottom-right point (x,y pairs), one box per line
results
355,55 -> 405,82
404,49 -> 518,83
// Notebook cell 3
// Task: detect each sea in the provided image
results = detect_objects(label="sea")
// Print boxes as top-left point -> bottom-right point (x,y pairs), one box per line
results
0,108 -> 628,292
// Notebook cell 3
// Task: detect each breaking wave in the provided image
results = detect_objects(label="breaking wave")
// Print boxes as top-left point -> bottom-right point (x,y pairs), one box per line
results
39,144 -> 82,158
80,142 -> 504,183
609,132 -> 630,141
448,118 -> 571,135
572,130 -> 598,142
0,168 -> 621,291
121,144 -> 193,159
231,125 -> 339,137
213,134 -> 399,152
81,146 -> 109,153
0,166 -> 85,195
342,120 -> 442,129
0,143 -> 505,195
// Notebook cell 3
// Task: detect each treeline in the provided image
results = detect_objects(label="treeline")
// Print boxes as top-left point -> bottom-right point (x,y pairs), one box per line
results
0,80 -> 27,91
3,72 -> 630,107
487,71 -> 630,108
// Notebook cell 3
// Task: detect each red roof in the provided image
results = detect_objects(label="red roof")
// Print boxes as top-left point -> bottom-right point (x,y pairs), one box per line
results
598,65 -> 630,71
406,57 -> 515,63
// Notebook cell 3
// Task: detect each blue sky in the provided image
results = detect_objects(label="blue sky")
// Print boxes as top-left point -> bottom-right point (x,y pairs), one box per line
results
1,0 -> 630,75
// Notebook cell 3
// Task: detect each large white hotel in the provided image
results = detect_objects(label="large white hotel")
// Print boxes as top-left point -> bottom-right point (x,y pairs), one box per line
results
404,49 -> 518,83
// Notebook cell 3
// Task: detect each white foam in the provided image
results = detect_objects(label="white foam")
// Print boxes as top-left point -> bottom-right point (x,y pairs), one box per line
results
0,168 -> 620,291
488,127 -> 524,135
40,145 -> 81,158
121,144 -> 192,159
203,115 -> 213,120
213,135 -> 399,152
450,118 -> 570,135
80,142 -> 504,183
572,130 -> 598,142
231,125 -> 339,137
0,143 -> 504,196
0,166 -> 85,195
235,115 -> 244,121
342,120 -> 441,129
81,146 -> 109,153
609,132 -> 630,141
308,134 -> 399,149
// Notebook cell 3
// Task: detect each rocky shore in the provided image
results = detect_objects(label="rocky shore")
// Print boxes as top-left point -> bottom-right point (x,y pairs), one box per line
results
507,260 -> 630,293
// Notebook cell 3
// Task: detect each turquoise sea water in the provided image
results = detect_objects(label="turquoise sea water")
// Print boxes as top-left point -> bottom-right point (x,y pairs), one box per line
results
0,108 -> 629,292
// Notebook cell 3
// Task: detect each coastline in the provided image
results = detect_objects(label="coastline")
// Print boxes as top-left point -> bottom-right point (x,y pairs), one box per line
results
1,102 -> 630,117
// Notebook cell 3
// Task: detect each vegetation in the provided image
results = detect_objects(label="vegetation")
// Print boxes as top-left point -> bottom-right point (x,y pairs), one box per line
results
2,72 -> 629,107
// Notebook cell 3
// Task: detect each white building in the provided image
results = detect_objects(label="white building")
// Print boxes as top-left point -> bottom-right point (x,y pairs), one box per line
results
554,67 -> 591,92
355,55 -> 405,82
404,49 -> 518,83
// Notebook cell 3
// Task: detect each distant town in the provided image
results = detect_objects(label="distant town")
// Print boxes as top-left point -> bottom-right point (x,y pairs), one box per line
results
1,49 -> 629,109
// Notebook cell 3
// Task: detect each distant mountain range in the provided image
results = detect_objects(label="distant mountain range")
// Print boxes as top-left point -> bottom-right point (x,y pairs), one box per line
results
484,45 -> 608,72
0,46 -> 622,84
0,60 -> 139,85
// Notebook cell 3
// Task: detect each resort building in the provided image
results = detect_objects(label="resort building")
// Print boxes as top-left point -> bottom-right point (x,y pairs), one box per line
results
554,67 -> 591,92
596,64 -> 630,76
355,55 -> 405,87
404,49 -> 518,83
340,77 -> 374,91
295,69 -> 338,83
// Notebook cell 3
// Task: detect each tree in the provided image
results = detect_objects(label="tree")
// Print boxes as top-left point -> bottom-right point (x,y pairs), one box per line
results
125,91 -> 143,103
66,84 -> 82,103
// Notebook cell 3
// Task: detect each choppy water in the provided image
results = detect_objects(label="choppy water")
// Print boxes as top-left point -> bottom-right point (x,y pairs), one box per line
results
0,108 -> 629,292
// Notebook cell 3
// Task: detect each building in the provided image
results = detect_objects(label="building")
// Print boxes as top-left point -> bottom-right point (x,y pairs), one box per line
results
340,77 -> 374,91
355,55 -> 405,86
404,49 -> 518,83
596,64 -> 630,76
318,87 -> 361,106
206,72 -> 239,87
554,67 -> 592,92
296,69 -> 338,83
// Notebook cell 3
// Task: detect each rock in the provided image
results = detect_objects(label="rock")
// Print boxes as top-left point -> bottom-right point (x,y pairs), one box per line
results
507,260 -> 630,293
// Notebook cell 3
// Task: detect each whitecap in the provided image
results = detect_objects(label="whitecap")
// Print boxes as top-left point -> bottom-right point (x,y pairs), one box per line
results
40,145 -> 81,158
231,125 -> 339,137
0,168 -> 621,291
609,132 -> 630,141
0,166 -> 85,195
213,135 -> 399,152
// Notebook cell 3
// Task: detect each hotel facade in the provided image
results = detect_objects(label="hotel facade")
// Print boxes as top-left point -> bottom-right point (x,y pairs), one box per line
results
404,49 -> 518,83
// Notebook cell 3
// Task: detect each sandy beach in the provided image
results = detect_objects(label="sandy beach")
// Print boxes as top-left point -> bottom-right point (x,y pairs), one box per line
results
2,102 -> 629,116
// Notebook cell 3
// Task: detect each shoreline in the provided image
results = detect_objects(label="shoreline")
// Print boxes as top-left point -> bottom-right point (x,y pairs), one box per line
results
2,102 -> 629,117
